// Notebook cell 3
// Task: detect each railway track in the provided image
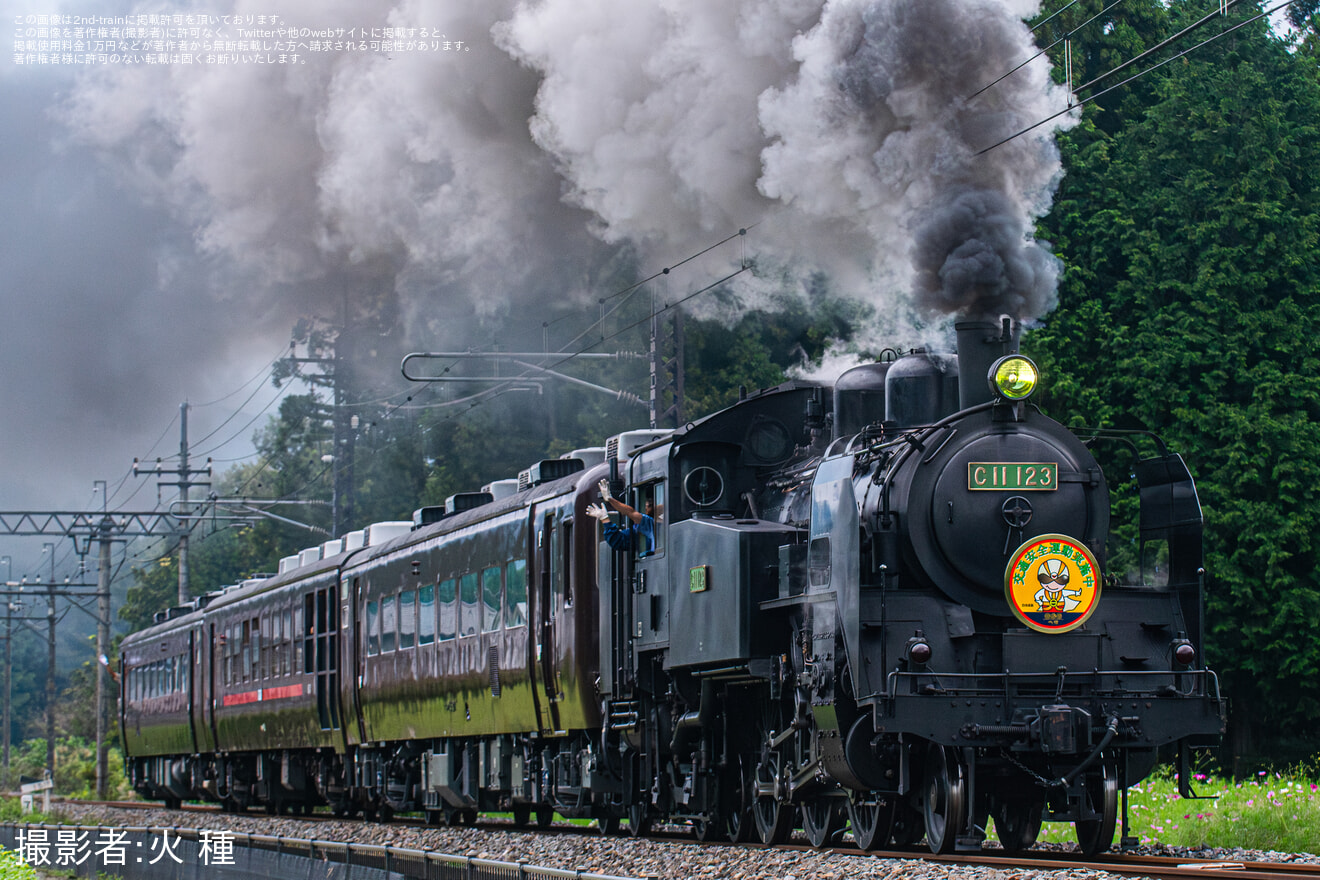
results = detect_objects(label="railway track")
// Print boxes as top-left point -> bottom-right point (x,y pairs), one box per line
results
49,800 -> 1319,880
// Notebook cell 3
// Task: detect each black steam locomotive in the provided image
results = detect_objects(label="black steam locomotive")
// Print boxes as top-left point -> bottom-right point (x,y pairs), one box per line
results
120,320 -> 1224,854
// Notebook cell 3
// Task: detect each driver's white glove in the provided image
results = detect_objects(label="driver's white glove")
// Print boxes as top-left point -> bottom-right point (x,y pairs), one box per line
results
586,503 -> 612,523
597,479 -> 613,503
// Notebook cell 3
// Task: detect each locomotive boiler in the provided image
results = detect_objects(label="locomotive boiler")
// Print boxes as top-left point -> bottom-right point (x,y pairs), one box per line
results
120,318 -> 1224,856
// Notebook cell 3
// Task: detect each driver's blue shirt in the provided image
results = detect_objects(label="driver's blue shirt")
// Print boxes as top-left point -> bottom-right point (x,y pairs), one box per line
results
603,514 -> 656,555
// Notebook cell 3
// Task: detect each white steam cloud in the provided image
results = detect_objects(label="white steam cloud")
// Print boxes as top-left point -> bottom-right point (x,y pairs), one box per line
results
62,0 -> 1074,353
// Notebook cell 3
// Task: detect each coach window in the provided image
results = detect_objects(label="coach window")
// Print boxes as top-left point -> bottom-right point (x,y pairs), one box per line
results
282,609 -> 292,675
366,600 -> 379,656
271,613 -> 281,676
250,616 -> 261,681
293,606 -> 303,672
482,566 -> 502,633
279,610 -> 289,676
418,584 -> 436,645
459,572 -> 479,636
562,521 -> 573,609
241,620 -> 252,681
634,483 -> 665,557
382,594 -> 397,653
400,589 -> 416,649
223,627 -> 232,684
505,559 -> 527,628
438,578 -> 456,641
261,614 -> 271,680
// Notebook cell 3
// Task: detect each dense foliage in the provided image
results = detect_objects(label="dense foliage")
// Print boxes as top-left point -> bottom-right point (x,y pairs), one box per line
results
1026,0 -> 1320,761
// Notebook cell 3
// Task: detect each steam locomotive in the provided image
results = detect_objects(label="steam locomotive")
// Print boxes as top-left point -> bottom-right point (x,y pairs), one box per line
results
120,319 -> 1224,854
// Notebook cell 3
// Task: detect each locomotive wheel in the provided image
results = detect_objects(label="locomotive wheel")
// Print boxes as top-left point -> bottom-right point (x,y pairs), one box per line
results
753,750 -> 793,845
921,745 -> 967,855
1074,764 -> 1118,856
846,794 -> 896,851
536,806 -> 554,828
693,816 -> 727,842
726,804 -> 754,844
992,797 -> 1044,853
597,814 -> 621,835
801,797 -> 846,848
627,802 -> 652,838
890,801 -> 925,846
726,756 -> 756,844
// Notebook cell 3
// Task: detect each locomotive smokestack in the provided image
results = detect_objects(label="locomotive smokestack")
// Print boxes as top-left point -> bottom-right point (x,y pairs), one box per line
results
955,318 -> 1020,409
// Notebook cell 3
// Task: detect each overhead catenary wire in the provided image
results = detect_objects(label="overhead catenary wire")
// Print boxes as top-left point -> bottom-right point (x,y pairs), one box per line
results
191,346 -> 301,453
968,0 -> 1130,102
1070,0 -> 1250,94
977,0 -> 1295,155
399,226 -> 755,418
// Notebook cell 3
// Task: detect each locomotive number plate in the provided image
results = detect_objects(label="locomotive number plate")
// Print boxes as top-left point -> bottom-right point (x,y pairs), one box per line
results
968,462 -> 1057,490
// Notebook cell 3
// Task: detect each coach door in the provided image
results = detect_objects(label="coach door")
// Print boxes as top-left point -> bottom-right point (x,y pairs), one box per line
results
534,510 -> 562,733
191,625 -> 217,753
305,587 -> 340,731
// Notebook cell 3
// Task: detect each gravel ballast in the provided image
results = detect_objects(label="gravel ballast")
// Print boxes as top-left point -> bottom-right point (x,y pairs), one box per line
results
29,803 -> 1319,880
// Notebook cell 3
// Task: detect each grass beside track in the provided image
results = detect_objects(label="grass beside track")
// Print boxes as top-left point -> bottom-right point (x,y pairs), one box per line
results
1020,766 -> 1320,854
4,764 -> 1318,857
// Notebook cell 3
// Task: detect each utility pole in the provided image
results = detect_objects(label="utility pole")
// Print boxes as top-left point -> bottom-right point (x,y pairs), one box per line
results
331,325 -> 355,538
135,405 -> 211,604
94,483 -> 113,801
650,309 -> 685,429
279,321 -> 356,536
43,544 -> 55,778
1,554 -> 10,787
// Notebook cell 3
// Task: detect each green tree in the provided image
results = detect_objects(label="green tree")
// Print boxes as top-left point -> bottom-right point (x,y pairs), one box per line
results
1029,0 -> 1320,759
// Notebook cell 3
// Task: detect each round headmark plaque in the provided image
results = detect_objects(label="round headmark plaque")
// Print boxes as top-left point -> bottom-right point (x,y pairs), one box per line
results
1004,533 -> 1101,633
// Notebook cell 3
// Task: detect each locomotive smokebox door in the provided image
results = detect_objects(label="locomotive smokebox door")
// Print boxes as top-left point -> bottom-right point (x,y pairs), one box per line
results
902,409 -> 1109,615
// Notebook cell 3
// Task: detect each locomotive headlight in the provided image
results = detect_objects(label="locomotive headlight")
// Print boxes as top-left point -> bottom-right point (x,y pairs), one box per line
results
906,636 -> 933,666
989,355 -> 1040,401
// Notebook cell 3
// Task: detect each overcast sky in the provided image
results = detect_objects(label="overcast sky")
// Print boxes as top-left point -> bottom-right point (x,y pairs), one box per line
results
2,0 -> 1075,584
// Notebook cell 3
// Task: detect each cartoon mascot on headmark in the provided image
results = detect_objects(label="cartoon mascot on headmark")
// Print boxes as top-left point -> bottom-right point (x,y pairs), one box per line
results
1005,534 -> 1101,634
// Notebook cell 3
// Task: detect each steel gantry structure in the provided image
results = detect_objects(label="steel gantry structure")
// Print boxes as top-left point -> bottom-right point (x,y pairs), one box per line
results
0,507 -> 184,799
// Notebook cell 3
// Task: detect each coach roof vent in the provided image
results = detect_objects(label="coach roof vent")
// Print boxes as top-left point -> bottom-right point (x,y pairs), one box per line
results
365,521 -> 412,546
298,547 -> 322,567
446,492 -> 494,515
321,538 -> 344,557
342,530 -> 366,552
606,429 -> 673,463
484,479 -> 520,500
413,506 -> 446,529
566,447 -> 606,468
521,458 -> 585,489
278,554 -> 300,574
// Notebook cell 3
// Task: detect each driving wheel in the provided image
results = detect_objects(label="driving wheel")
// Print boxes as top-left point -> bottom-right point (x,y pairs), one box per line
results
847,794 -> 896,851
921,744 -> 967,855
1074,763 -> 1118,856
